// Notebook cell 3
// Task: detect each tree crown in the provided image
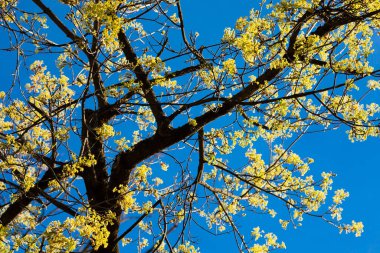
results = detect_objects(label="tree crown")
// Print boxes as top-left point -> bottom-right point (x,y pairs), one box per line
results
0,0 -> 379,252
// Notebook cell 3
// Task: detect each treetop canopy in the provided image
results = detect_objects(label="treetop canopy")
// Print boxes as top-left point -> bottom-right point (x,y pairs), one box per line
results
0,0 -> 379,252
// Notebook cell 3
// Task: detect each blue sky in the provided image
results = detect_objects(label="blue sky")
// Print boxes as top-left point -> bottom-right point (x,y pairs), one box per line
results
1,1 -> 380,252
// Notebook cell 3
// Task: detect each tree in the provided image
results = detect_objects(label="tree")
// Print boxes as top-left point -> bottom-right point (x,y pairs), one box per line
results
0,0 -> 379,252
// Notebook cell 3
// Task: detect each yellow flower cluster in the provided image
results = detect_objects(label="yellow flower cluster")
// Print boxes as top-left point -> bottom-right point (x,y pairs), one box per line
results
176,241 -> 199,253
340,220 -> 364,237
169,13 -> 180,24
64,209 -> 116,250
63,154 -> 97,177
250,244 -> 269,253
279,219 -> 289,230
197,67 -> 223,89
141,201 -> 153,214
249,227 -> 286,253
330,206 -> 343,221
22,169 -> 36,191
44,221 -> 77,253
251,226 -> 262,240
135,107 -> 156,131
332,189 -> 349,205
350,221 -> 364,237
248,194 -> 268,210
138,55 -> 165,72
230,17 -> 272,64
222,27 -> 235,43
82,0 -> 126,52
234,34 -> 262,64
188,118 -> 198,127
319,92 -> 380,141
95,123 -> 115,140
302,188 -> 326,212
134,164 -> 152,184
222,58 -> 237,75
113,184 -> 136,213
367,80 -> 380,90
0,0 -> 17,9
114,137 -> 130,151
138,238 -> 149,250
26,61 -> 75,105
0,0 -> 17,23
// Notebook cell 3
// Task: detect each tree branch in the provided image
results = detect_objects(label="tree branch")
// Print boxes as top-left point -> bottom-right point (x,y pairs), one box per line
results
117,29 -> 167,131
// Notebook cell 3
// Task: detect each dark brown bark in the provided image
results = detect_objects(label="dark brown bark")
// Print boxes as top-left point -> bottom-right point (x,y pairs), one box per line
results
117,29 -> 168,131
81,109 -> 124,253
0,166 -> 63,225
